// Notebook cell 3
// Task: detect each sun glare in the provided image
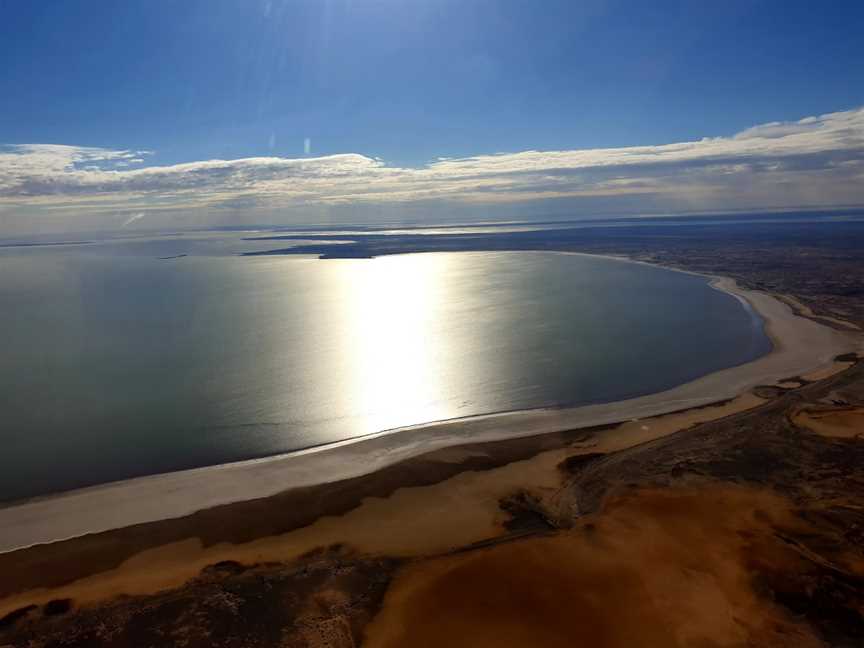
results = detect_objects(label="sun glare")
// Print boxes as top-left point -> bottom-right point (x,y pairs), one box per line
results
340,255 -> 455,433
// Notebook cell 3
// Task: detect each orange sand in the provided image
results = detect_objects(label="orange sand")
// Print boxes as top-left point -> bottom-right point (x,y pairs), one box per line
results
792,406 -> 864,438
364,484 -> 820,648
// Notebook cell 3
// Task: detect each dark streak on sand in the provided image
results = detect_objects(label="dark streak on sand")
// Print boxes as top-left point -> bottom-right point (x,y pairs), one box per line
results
0,425 -> 600,599
5,551 -> 400,648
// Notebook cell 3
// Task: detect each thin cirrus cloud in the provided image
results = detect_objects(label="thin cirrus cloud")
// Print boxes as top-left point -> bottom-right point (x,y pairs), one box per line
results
1,107 -> 862,228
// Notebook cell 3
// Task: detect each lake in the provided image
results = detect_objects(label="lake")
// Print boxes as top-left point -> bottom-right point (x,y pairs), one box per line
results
0,248 -> 770,502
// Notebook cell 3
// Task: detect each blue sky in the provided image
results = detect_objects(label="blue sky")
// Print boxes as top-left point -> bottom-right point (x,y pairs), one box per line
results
1,0 -> 863,232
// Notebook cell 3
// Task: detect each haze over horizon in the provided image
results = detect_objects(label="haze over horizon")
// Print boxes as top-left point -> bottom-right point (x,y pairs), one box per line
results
1,0 -> 863,234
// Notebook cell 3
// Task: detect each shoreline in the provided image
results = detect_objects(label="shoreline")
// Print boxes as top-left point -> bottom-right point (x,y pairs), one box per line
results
0,257 -> 857,556
0,392 -> 772,615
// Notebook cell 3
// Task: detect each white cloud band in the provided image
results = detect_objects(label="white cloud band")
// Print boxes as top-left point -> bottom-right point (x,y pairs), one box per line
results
1,108 -> 862,224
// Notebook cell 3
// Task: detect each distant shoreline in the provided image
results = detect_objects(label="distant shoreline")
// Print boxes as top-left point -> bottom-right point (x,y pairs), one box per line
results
0,255 -> 855,558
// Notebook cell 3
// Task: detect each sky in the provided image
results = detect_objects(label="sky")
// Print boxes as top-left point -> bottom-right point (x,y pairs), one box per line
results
1,0 -> 863,234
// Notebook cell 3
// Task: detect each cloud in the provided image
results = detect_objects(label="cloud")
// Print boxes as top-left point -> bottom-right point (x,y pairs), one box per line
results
1,108 -> 863,229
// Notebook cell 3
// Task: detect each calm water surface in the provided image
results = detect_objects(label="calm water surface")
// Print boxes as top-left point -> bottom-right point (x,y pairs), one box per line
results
0,250 -> 769,501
